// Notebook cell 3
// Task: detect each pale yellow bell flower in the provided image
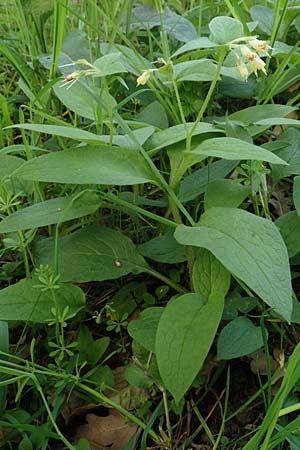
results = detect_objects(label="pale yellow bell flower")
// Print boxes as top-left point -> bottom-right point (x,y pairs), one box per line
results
249,39 -> 271,54
249,55 -> 267,76
136,70 -> 151,86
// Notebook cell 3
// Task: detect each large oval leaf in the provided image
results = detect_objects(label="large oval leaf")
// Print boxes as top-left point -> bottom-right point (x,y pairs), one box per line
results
191,137 -> 288,165
14,146 -> 156,185
34,226 -> 149,283
209,16 -> 244,44
174,208 -> 292,321
156,293 -> 224,402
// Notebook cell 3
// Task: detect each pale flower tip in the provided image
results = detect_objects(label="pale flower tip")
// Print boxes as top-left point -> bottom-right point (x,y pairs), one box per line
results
249,38 -> 272,54
238,63 -> 249,80
136,70 -> 151,86
249,55 -> 267,76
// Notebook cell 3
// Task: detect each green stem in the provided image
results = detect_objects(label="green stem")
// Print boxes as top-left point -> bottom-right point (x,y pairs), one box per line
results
17,231 -> 31,278
145,267 -> 188,294
186,48 -> 227,151
101,192 -> 177,228
172,78 -> 187,132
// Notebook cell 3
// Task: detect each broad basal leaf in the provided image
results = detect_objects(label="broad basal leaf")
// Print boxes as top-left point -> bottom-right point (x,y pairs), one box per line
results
156,293 -> 224,402
0,279 -> 85,322
34,226 -> 149,283
192,248 -> 231,300
0,191 -> 100,232
14,146 -> 156,185
174,208 -> 292,321
191,137 -> 288,165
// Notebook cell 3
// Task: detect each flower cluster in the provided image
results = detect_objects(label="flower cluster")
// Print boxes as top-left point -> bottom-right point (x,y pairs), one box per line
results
231,38 -> 272,80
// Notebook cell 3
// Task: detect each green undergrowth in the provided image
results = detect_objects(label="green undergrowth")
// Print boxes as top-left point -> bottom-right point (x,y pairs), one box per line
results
1,0 -> 300,449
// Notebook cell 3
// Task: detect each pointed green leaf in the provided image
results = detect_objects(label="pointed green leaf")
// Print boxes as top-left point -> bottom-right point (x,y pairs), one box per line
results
8,123 -> 109,144
191,137 -> 288,165
0,191 -> 100,232
14,146 -> 156,185
156,293 -> 224,402
174,208 -> 292,321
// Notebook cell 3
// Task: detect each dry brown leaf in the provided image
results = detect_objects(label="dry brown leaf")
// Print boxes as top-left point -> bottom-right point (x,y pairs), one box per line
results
288,83 -> 300,93
75,409 -> 138,450
249,349 -> 278,375
273,110 -> 299,136
107,367 -> 149,411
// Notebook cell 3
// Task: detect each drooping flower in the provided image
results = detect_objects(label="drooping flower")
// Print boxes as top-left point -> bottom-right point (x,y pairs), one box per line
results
136,70 -> 151,86
249,54 -> 267,76
249,39 -> 272,54
240,45 -> 256,61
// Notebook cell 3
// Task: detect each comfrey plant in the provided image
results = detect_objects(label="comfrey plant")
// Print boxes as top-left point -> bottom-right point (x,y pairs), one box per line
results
0,12 -> 298,449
